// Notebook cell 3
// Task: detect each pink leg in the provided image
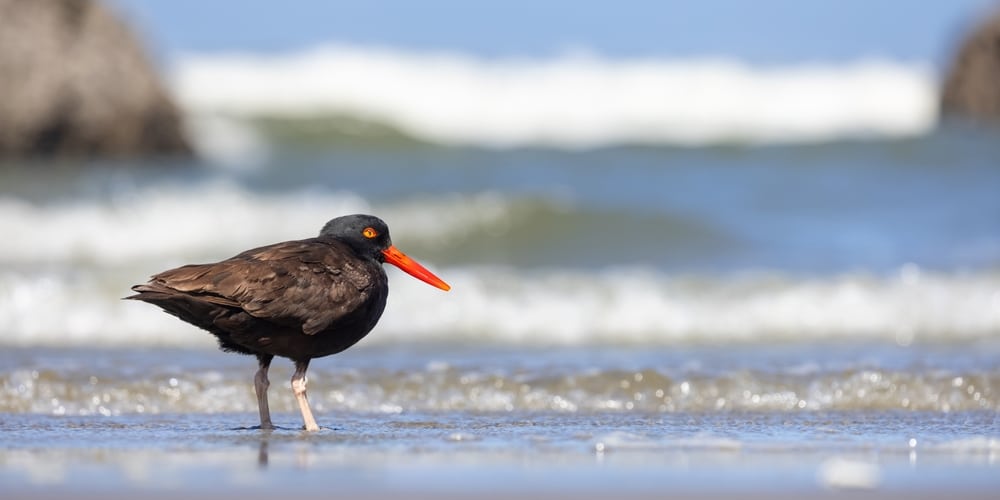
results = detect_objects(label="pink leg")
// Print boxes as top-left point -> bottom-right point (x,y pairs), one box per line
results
291,360 -> 319,431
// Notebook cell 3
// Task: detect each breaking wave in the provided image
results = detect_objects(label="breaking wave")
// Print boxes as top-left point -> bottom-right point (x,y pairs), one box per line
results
1,181 -> 998,347
0,182 -> 512,265
2,264 -> 999,347
2,355 -> 995,414
170,44 -> 937,155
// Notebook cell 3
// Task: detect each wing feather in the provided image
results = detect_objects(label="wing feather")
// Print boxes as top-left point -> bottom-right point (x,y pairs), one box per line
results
143,239 -> 375,334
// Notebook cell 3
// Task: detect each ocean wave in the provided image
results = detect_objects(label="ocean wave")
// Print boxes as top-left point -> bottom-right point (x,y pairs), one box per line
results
170,44 -> 937,152
0,181 -> 730,269
0,183 -> 512,265
2,359 -> 995,414
2,264 -> 998,347
2,181 -> 999,347
377,266 -> 1000,345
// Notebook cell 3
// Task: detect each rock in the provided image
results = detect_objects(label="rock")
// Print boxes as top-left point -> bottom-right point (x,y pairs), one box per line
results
940,9 -> 1000,122
0,0 -> 191,159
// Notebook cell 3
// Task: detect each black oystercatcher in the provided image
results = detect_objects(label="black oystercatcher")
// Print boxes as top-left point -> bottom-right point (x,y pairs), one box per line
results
127,214 -> 450,431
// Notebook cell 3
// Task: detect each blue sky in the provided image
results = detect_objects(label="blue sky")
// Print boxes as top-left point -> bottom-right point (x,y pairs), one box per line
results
114,0 -> 997,66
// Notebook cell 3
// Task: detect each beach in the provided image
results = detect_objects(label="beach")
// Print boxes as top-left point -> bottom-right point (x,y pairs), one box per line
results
2,342 -> 998,497
2,47 -> 1000,496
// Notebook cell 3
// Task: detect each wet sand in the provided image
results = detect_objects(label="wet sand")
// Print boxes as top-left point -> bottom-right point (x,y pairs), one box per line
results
2,410 -> 998,499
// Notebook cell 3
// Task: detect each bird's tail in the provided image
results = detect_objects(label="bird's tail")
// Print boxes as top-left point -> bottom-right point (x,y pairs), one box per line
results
123,282 -> 174,302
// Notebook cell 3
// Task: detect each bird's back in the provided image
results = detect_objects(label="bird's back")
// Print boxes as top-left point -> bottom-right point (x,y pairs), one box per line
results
127,238 -> 389,360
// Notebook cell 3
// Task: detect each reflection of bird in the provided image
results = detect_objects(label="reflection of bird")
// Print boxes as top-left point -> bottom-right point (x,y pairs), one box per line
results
127,214 -> 450,431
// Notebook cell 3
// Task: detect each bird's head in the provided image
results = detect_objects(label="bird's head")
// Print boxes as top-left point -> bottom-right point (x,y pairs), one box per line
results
320,214 -> 450,291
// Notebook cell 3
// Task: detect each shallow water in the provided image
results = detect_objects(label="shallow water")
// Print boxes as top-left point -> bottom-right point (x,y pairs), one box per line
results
3,344 -> 999,415
1,346 -> 998,496
2,410 -> 998,496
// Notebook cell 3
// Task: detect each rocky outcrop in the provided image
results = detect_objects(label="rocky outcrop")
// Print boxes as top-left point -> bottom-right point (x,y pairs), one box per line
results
940,9 -> 1000,122
0,0 -> 191,158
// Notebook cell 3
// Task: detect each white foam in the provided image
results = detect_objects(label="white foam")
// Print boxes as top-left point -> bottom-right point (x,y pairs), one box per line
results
0,184 -> 511,265
170,44 -> 937,150
2,264 -> 998,347
378,267 -> 1000,345
3,183 -> 998,347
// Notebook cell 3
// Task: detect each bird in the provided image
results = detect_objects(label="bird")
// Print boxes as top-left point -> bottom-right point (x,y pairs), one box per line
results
126,214 -> 450,431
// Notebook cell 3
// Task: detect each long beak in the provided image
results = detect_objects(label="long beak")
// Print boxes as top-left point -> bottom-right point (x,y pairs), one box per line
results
382,245 -> 451,291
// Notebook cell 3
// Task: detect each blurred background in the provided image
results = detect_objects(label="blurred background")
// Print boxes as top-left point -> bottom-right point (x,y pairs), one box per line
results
1,0 -> 997,348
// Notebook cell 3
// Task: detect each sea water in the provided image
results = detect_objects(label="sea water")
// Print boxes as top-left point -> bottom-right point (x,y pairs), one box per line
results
1,50 -> 999,496
1,345 -> 998,497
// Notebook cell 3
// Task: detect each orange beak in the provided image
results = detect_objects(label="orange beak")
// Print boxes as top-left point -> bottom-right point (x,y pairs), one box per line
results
382,245 -> 451,291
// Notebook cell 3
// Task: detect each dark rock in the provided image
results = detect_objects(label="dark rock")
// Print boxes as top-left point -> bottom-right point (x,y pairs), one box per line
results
940,9 -> 1000,122
0,0 -> 191,159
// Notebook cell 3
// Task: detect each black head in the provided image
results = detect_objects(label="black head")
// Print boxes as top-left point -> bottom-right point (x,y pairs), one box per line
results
319,214 -> 392,261
319,214 -> 451,291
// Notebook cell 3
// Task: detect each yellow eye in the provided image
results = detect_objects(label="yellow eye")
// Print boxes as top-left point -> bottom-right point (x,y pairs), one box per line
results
362,227 -> 378,239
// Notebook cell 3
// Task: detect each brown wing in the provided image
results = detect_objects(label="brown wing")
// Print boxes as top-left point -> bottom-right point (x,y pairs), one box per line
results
138,239 -> 378,335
